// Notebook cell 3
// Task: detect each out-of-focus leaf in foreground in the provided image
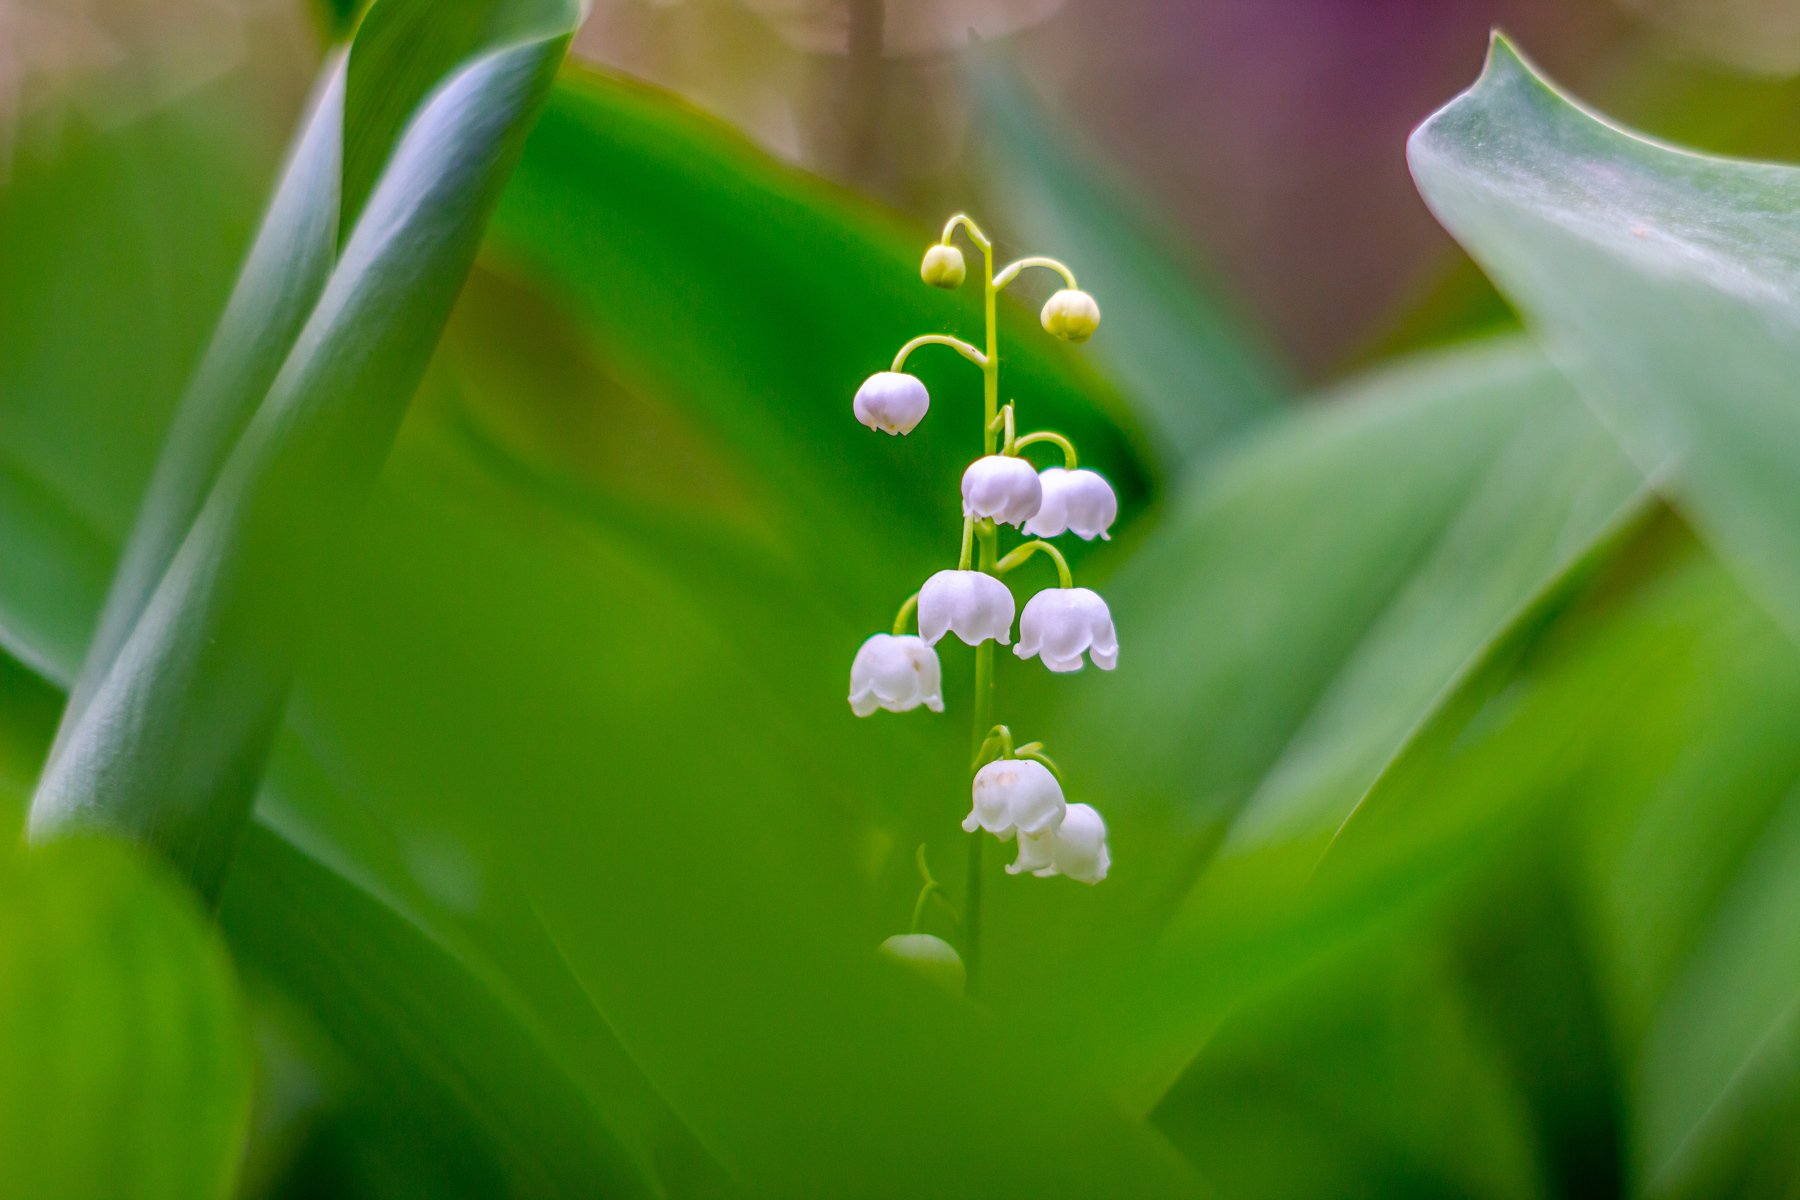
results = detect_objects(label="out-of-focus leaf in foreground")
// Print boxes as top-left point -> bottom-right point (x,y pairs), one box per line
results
1409,35 -> 1800,650
29,0 -> 580,899
0,838 -> 252,1200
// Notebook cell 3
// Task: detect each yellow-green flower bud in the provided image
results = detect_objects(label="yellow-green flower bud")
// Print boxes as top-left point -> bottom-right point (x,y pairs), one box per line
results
920,244 -> 966,289
1041,288 -> 1100,342
878,933 -> 965,994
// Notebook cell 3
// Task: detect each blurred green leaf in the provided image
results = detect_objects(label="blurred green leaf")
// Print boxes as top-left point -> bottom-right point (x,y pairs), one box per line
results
1153,933 -> 1542,1199
1409,35 -> 1800,648
30,0 -> 580,898
0,838 -> 251,1199
982,337 -> 1644,1098
1324,505 -> 1800,1197
967,53 -> 1290,470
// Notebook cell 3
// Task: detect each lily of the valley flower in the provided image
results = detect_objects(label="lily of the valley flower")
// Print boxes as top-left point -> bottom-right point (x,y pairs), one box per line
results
918,569 -> 1015,647
1040,288 -> 1101,342
961,455 -> 1043,527
1006,802 -> 1110,884
853,371 -> 930,435
848,634 -> 945,717
1015,587 -> 1118,672
963,757 -> 1065,840
1024,467 -> 1118,541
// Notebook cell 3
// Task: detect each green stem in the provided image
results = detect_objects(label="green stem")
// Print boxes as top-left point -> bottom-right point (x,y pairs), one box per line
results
994,539 -> 1074,588
891,592 -> 919,637
1012,430 -> 1077,469
993,255 -> 1079,292
891,333 -> 987,373
965,592 -> 994,992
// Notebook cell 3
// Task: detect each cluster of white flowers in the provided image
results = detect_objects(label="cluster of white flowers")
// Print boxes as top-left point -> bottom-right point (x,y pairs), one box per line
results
850,215 -> 1122,991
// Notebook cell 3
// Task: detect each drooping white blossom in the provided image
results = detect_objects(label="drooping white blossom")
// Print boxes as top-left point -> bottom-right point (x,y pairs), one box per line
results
961,455 -> 1043,528
1008,802 -> 1110,884
1015,587 -> 1118,672
847,634 -> 945,717
918,569 -> 1015,647
1040,288 -> 1101,342
963,758 -> 1065,840
1024,467 -> 1118,541
853,371 -> 930,435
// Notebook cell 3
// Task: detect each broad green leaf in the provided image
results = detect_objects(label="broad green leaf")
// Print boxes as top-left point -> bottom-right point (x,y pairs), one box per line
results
980,337 -> 1644,1098
1152,932 -> 1541,1199
220,824 -> 681,1199
1408,35 -> 1800,648
30,2 -> 579,898
1323,508 -> 1800,1197
966,53 -> 1290,469
0,838 -> 252,1199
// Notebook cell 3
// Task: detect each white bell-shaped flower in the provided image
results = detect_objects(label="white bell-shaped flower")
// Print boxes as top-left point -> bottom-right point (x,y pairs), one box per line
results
961,455 -> 1043,528
1008,803 -> 1110,884
963,758 -> 1065,840
853,371 -> 929,435
918,569 -> 1015,647
1024,467 -> 1118,541
1015,587 -> 1118,672
847,634 -> 945,717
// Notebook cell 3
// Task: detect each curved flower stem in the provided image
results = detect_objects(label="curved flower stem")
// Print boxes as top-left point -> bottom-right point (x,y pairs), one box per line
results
941,213 -> 992,254
1013,745 -> 1064,784
1013,430 -> 1078,469
891,333 -> 987,373
988,404 -> 1017,455
972,724 -> 1015,769
993,255 -> 1079,293
909,845 -> 959,932
891,592 -> 919,637
956,517 -> 976,571
995,539 -> 1074,589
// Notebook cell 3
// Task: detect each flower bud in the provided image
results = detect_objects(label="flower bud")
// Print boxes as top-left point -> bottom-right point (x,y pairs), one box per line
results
879,933 -> 965,994
853,371 -> 929,435
1008,803 -> 1110,884
848,634 -> 945,717
961,455 -> 1043,528
918,569 -> 1015,647
963,758 -> 1065,840
1024,467 -> 1118,541
920,244 -> 966,289
1015,587 -> 1118,672
1040,288 -> 1100,342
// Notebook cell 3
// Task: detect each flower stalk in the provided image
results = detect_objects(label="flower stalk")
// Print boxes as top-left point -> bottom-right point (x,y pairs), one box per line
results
847,213 -> 1119,995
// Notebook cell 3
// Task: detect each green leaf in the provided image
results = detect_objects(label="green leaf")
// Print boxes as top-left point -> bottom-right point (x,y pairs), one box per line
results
1322,505 -> 1800,1196
1408,35 -> 1800,648
30,1 -> 579,898
979,337 -> 1645,1098
966,52 -> 1291,469
220,824 -> 678,1199
0,838 -> 252,1199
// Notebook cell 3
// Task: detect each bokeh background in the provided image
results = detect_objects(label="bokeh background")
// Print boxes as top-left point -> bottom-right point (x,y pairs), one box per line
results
16,0 -> 1800,376
10,2 -> 1800,1198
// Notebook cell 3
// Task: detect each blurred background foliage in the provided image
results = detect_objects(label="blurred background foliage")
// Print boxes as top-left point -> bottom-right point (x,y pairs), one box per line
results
7,0 -> 1800,1197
